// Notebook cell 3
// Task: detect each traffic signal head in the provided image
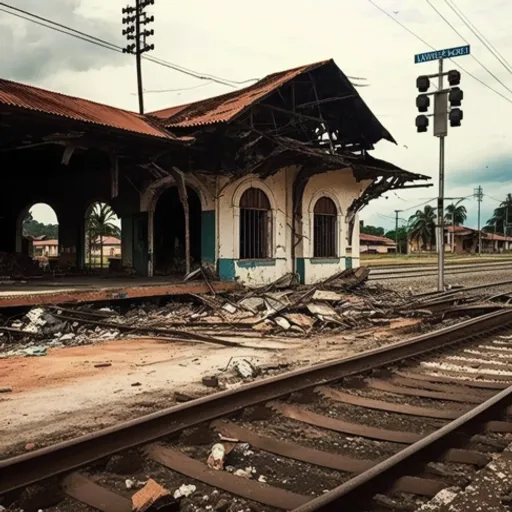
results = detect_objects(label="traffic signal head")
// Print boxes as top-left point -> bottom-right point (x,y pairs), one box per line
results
448,70 -> 461,86
449,108 -> 463,127
415,114 -> 429,133
449,87 -> 463,107
416,75 -> 430,92
416,94 -> 430,113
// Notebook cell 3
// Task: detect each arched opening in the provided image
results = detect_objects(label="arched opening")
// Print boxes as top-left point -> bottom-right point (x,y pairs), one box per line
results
239,187 -> 272,259
153,186 -> 202,274
20,203 -> 59,270
313,196 -> 337,258
84,202 -> 121,271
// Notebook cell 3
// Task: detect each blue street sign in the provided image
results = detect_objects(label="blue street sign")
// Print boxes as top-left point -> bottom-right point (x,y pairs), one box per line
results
414,45 -> 470,64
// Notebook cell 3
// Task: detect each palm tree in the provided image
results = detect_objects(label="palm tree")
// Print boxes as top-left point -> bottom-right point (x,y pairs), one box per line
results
86,203 -> 120,269
485,193 -> 512,235
444,203 -> 467,226
408,205 -> 437,251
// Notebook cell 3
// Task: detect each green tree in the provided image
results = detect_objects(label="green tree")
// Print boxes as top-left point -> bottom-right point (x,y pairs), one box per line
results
360,225 -> 385,236
409,205 -> 437,251
385,227 -> 408,254
23,210 -> 58,239
445,203 -> 467,226
86,203 -> 120,269
485,193 -> 512,234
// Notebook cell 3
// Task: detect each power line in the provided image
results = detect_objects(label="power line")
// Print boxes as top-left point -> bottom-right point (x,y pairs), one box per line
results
444,0 -> 512,76
484,193 -> 507,204
133,83 -> 214,95
368,0 -> 512,106
0,7 -> 121,53
425,0 -> 512,97
376,212 -> 397,221
0,2 -> 257,88
403,197 -> 437,212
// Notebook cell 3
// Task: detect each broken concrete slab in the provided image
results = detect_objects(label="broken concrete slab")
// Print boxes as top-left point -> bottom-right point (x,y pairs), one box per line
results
312,290 -> 344,302
307,303 -> 338,317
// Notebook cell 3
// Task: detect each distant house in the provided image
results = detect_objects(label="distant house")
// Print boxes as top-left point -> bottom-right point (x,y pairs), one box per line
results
444,225 -> 512,253
409,225 -> 512,254
32,239 -> 58,258
360,233 -> 397,254
90,236 -> 121,258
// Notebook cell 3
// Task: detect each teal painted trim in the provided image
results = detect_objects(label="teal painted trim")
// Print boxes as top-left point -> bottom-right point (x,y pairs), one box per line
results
310,257 -> 341,265
346,257 -> 353,269
201,210 -> 216,263
296,258 -> 305,284
218,258 -> 236,280
236,259 -> 277,269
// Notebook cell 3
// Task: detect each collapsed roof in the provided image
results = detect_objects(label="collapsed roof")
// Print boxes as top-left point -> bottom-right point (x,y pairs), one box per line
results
149,59 -> 396,150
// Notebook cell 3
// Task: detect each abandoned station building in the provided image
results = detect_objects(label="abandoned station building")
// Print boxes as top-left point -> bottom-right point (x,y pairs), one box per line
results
0,59 -> 427,286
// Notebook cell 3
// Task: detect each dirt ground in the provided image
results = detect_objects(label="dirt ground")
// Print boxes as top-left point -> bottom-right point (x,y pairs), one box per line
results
0,319 -> 421,459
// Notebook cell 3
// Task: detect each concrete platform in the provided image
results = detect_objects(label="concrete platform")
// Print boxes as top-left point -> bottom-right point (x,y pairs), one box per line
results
0,277 -> 237,308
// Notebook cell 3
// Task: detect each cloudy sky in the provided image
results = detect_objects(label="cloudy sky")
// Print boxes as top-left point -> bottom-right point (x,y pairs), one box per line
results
1,0 -> 511,231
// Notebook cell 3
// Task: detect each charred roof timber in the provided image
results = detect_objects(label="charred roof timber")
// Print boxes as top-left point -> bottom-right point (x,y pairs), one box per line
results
0,58 -> 429,199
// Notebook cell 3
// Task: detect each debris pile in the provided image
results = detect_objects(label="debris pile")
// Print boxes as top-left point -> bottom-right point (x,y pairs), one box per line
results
0,252 -> 43,280
0,306 -> 121,357
1,266 -> 493,358
170,267 -> 426,335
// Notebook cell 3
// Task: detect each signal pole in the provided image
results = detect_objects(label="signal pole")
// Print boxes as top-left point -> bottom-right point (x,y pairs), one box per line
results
414,44 -> 470,291
122,0 -> 155,114
394,209 -> 403,253
437,59 -> 446,291
474,186 -> 483,255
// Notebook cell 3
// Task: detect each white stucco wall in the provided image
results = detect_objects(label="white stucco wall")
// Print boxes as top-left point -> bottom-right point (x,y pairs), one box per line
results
217,167 -> 296,286
298,169 -> 368,284
136,166 -> 372,285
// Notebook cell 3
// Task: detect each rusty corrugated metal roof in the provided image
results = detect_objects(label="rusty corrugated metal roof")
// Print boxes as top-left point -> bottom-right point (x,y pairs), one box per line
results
0,78 -> 181,140
150,60 -> 330,128
360,233 -> 395,245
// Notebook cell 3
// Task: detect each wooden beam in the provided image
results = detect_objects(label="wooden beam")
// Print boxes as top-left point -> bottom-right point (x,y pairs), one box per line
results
296,94 -> 355,109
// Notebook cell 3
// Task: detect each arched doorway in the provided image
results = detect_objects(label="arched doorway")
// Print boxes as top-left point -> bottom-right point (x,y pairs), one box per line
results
19,203 -> 59,269
153,186 -> 202,274
84,202 -> 121,271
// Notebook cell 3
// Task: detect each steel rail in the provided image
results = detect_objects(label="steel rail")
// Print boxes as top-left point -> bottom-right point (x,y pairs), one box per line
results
369,265 -> 512,281
369,259 -> 512,271
414,278 -> 512,300
371,263 -> 512,275
293,377 -> 512,511
1,309 -> 512,495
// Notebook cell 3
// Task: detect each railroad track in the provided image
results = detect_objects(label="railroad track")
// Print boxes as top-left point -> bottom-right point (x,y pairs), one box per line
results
3,310 -> 512,511
369,261 -> 512,281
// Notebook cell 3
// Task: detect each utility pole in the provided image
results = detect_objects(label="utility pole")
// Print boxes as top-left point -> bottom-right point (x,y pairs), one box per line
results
414,44 -> 469,291
122,0 -> 155,114
474,186 -> 483,255
394,209 -> 403,254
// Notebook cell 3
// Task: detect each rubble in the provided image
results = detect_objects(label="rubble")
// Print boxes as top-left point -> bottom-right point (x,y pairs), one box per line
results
0,266 -> 492,359
0,252 -> 43,280
207,443 -> 226,470
132,479 -> 172,512
202,376 -> 219,388
173,484 -> 196,500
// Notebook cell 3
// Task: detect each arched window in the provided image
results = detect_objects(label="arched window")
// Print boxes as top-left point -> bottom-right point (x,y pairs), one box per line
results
313,197 -> 337,258
239,187 -> 271,259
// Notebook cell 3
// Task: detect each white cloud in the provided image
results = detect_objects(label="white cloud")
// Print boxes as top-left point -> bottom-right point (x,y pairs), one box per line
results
2,0 -> 512,231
